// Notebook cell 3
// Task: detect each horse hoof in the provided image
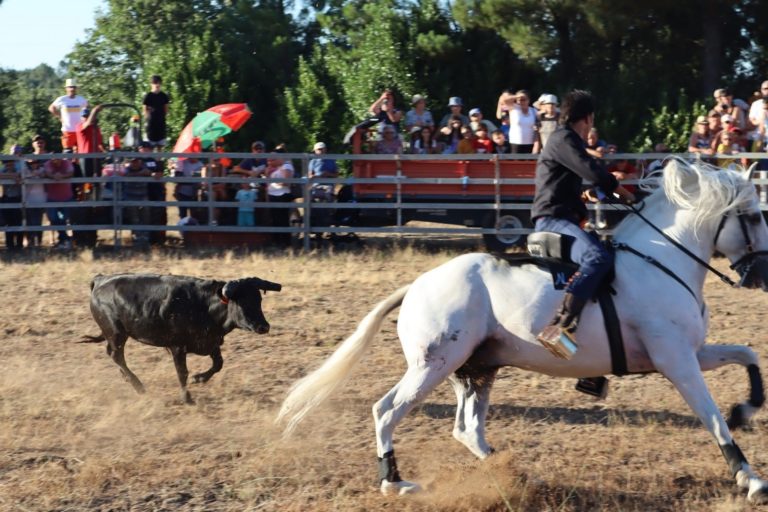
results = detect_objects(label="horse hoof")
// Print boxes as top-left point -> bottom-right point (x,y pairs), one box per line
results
747,481 -> 768,504
380,480 -> 421,496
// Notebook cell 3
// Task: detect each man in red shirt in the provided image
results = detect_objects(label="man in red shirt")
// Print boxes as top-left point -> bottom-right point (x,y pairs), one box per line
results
76,105 -> 105,178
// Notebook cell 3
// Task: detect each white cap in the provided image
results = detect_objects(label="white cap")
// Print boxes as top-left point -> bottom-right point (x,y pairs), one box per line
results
448,96 -> 462,107
65,78 -> 78,88
721,114 -> 734,123
469,108 -> 482,116
313,142 -> 326,151
538,93 -> 558,105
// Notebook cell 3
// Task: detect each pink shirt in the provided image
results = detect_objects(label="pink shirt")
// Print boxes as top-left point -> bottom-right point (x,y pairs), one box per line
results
44,160 -> 74,201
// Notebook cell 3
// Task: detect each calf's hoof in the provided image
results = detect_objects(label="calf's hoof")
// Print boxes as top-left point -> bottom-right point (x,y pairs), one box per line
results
380,479 -> 421,496
192,373 -> 211,384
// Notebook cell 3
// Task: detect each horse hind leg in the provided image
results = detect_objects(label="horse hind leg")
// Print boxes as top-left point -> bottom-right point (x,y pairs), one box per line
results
697,344 -> 765,429
373,360 -> 467,496
448,366 -> 498,459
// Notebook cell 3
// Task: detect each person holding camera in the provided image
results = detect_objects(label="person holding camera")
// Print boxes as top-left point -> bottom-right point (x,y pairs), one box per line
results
713,88 -> 748,131
369,89 -> 403,132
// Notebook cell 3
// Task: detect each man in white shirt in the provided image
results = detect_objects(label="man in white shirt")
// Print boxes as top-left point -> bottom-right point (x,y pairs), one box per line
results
48,78 -> 89,151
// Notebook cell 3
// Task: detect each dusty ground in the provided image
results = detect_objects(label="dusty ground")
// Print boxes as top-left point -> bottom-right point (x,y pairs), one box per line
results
0,245 -> 766,511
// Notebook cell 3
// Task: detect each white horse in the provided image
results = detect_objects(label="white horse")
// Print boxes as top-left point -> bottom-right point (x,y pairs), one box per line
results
278,159 -> 768,503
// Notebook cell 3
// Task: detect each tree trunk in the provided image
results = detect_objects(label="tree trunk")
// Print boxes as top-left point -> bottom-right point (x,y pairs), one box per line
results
701,0 -> 723,96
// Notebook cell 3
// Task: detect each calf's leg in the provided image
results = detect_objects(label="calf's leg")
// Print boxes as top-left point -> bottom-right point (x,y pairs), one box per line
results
170,346 -> 194,404
193,346 -> 224,384
107,334 -> 145,394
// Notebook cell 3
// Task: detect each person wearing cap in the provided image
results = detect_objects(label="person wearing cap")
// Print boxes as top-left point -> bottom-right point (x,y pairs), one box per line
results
531,90 -> 635,359
75,104 -> 105,180
369,89 -> 403,132
233,141 -> 268,177
375,124 -> 403,154
308,141 -> 338,222
536,94 -> 560,149
468,108 -> 497,135
48,78 -> 89,151
439,96 -> 470,128
142,75 -> 170,148
404,94 -> 434,133
688,115 -> 714,156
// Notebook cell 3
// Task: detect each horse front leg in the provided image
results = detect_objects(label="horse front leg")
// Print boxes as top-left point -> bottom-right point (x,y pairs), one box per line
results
698,344 -> 765,429
655,350 -> 768,504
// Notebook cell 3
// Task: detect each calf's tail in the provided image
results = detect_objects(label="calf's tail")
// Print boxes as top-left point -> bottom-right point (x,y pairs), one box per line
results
78,334 -> 106,343
277,285 -> 410,435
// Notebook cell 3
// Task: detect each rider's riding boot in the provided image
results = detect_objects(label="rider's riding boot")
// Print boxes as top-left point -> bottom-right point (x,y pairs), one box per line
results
537,292 -> 588,360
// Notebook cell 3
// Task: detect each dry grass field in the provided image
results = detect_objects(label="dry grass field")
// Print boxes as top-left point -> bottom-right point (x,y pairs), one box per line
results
0,244 -> 766,511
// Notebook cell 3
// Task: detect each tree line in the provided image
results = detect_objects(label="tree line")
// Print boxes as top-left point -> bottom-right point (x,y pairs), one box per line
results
1,0 -> 767,156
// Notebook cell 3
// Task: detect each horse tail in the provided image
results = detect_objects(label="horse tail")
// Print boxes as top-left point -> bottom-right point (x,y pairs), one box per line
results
277,285 -> 410,435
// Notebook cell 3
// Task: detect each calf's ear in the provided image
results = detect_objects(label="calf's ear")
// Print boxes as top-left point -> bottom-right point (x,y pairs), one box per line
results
258,279 -> 282,292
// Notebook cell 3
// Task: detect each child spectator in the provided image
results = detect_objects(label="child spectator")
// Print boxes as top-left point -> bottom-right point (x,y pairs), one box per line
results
404,94 -> 434,132
456,125 -> 476,154
235,181 -> 258,227
308,141 -> 338,202
437,116 -> 464,154
536,94 -> 559,149
0,157 -> 23,250
410,126 -> 438,155
716,129 -> 747,169
688,116 -> 713,156
492,130 -> 511,154
23,158 -> 46,248
174,157 -> 203,219
264,147 -> 295,246
142,75 -> 170,148
473,125 -> 493,154
586,127 -> 607,158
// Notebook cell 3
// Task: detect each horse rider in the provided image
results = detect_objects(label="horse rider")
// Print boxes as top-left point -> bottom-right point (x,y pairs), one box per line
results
531,90 -> 636,359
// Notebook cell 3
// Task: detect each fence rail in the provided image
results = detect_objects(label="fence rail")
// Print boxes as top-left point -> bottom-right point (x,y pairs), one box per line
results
1,151 -> 766,251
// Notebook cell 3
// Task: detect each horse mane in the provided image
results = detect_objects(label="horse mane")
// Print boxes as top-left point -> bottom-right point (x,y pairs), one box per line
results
615,157 -> 755,236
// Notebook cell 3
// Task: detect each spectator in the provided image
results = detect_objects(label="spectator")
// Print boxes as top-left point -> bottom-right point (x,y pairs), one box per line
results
713,88 -> 748,131
491,129 -> 511,154
473,125 -> 493,154
536,94 -> 560,149
232,141 -> 267,177
202,160 -> 228,225
706,110 -> 723,149
468,108 -> 497,134
0,157 -> 23,251
44,154 -> 75,249
688,116 -> 713,156
507,90 -> 539,153
124,115 -> 142,149
142,75 -> 171,148
75,105 -> 105,180
456,125 -> 476,154
749,81 -> 768,127
48,78 -> 88,151
137,141 -> 167,242
716,128 -> 747,169
264,148 -> 295,246
374,125 -> 403,154
235,180 -> 258,227
439,97 -> 470,128
404,94 -> 434,133
308,141 -> 338,202
586,127 -> 607,158
410,126 -> 438,155
499,111 -> 510,139
31,134 -> 48,156
23,158 -> 46,248
496,88 -> 518,119
369,89 -> 403,132
437,115 -> 464,154
122,157 -> 151,246
754,98 -> 768,151
646,143 -> 670,174
711,113 -> 736,150
173,157 -> 203,219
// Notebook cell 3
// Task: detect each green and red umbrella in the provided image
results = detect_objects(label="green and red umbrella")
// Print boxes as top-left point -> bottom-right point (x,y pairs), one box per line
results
172,103 -> 252,154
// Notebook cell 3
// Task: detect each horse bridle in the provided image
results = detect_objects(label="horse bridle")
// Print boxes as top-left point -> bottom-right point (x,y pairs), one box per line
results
618,202 -> 768,296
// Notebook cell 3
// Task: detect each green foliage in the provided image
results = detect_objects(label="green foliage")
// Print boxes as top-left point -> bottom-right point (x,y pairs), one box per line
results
0,66 -> 61,151
283,56 -> 334,153
630,96 -> 708,152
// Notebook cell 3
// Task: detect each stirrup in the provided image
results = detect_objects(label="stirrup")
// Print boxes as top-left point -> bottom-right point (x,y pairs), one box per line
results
537,325 -> 579,360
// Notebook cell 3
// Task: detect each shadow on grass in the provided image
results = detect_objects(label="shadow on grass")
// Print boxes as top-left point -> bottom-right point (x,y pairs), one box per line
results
419,402 -> 701,428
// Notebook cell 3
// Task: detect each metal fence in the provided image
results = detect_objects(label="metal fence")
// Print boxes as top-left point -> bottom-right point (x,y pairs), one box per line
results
1,151 -> 766,251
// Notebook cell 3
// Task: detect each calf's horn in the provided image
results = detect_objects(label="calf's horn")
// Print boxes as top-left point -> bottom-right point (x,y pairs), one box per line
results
258,279 -> 282,292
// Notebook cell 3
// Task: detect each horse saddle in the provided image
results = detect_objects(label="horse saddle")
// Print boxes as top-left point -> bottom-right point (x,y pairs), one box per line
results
497,231 -> 628,396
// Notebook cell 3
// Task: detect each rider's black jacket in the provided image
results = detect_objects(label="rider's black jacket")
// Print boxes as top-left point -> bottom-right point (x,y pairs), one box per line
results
531,125 -> 619,224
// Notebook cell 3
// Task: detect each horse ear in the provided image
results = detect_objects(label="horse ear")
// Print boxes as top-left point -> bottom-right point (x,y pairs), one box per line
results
742,162 -> 758,182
